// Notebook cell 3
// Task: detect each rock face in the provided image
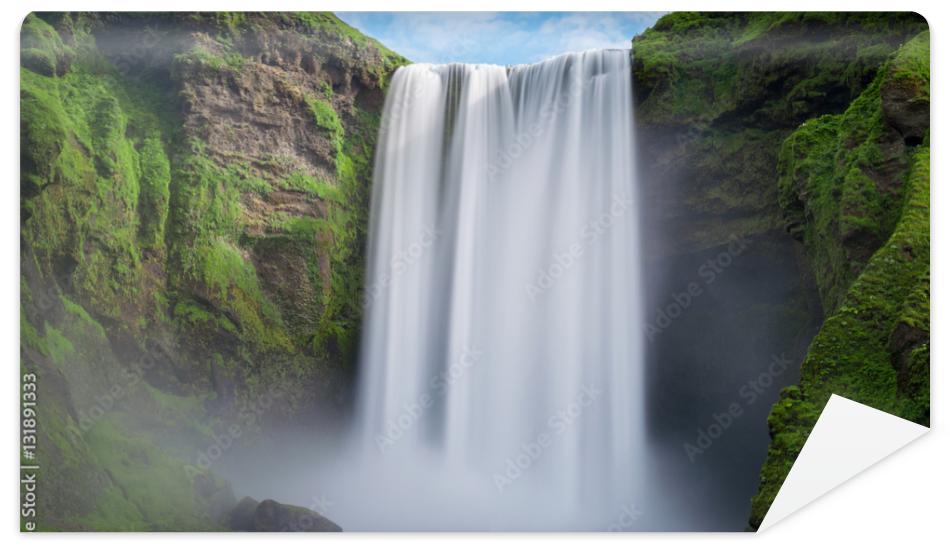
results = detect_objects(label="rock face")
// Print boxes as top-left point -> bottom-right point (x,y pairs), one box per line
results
19,12 -> 403,530
229,497 -> 342,532
750,30 -> 930,527
632,13 -> 928,530
633,13 -> 927,257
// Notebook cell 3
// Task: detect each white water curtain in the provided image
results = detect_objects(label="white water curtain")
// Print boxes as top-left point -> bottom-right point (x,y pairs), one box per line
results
353,49 -> 643,530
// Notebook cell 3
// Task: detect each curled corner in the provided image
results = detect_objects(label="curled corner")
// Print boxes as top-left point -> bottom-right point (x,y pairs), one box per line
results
758,394 -> 929,531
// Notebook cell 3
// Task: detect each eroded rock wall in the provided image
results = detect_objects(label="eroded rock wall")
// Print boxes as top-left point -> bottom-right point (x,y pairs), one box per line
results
20,12 -> 404,529
631,12 -> 928,529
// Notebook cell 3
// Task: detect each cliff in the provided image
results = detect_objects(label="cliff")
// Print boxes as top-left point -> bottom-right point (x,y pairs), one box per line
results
20,12 -> 404,530
632,12 -> 929,529
751,29 -> 929,527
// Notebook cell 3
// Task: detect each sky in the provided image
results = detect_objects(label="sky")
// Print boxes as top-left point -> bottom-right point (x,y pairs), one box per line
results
337,12 -> 665,66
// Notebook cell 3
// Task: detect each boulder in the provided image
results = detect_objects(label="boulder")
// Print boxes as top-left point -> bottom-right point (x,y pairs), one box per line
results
229,497 -> 342,532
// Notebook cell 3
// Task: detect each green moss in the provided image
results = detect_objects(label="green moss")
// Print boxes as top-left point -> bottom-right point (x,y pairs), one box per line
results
168,140 -> 244,250
140,384 -> 216,439
137,137 -> 171,249
895,269 -> 929,333
886,31 -> 930,103
777,32 -> 928,312
61,295 -> 107,339
186,238 -> 292,351
21,13 -> 70,76
753,148 -> 929,526
173,300 -> 214,324
43,322 -> 75,367
83,420 -> 218,530
307,96 -> 344,157
633,13 -> 928,128
199,240 -> 251,300
632,13 -> 927,253
20,67 -> 76,196
278,216 -> 326,239
751,33 -> 929,527
20,42 -> 179,323
168,141 -> 275,250
21,311 -> 47,355
174,44 -> 246,72
172,300 -> 237,335
21,11 -> 397,530
281,171 -> 338,200
32,403 -> 139,531
305,108 -> 378,363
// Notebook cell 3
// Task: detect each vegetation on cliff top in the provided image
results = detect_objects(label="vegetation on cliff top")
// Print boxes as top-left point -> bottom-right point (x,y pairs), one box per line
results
634,12 -> 927,128
631,12 -> 927,253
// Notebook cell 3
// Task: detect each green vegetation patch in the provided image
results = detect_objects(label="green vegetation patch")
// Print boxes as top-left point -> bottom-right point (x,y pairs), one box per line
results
174,44 -> 246,72
281,170 -> 338,200
633,12 -> 928,128
83,420 -> 219,530
307,96 -> 345,157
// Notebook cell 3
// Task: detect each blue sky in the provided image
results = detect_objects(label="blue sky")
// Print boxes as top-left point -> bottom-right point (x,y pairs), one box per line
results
337,12 -> 665,65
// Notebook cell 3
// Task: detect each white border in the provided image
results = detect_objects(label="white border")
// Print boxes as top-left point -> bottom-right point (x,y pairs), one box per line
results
4,1 -> 947,556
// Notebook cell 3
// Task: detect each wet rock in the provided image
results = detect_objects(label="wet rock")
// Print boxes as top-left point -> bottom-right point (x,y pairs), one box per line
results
229,497 -> 342,532
881,77 -> 929,145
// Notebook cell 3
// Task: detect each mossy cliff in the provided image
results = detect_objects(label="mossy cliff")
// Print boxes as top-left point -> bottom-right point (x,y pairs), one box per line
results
633,13 -> 928,529
750,30 -> 930,527
20,12 -> 405,530
634,12 -> 927,254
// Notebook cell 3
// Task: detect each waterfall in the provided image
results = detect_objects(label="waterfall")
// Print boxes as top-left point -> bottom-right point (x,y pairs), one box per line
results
340,49 -> 644,530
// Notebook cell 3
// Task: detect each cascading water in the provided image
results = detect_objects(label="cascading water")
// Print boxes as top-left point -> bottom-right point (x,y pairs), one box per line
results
317,49 -> 648,530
